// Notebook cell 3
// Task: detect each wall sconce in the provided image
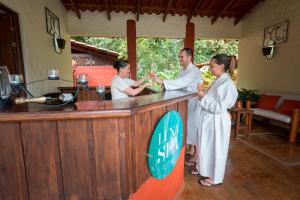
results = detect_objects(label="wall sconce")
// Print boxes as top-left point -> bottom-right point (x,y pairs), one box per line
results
45,7 -> 65,54
262,20 -> 288,60
54,35 -> 65,54
262,45 -> 277,60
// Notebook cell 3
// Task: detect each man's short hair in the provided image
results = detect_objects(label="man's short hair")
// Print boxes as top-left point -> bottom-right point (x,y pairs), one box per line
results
180,48 -> 193,57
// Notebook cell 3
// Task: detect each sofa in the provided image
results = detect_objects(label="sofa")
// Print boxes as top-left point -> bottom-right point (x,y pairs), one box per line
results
249,93 -> 300,142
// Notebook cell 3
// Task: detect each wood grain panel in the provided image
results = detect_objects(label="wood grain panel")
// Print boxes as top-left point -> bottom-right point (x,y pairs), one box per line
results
0,122 -> 28,200
133,106 -> 168,189
77,90 -> 100,101
118,117 -> 133,199
177,100 -> 188,146
57,119 -> 95,200
166,103 -> 178,112
21,121 -> 63,200
134,111 -> 152,189
92,118 -> 122,199
93,119 -> 121,199
150,107 -> 167,134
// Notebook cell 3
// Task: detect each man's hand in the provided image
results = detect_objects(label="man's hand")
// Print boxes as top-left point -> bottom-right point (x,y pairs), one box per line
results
149,71 -> 157,78
153,76 -> 163,85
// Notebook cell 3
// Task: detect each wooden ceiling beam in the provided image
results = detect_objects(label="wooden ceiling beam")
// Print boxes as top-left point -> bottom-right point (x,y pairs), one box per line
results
187,0 -> 206,22
63,4 -> 186,12
211,0 -> 235,24
207,0 -> 215,8
64,3 -> 240,15
136,0 -> 141,21
104,0 -> 111,20
163,0 -> 173,22
174,0 -> 181,8
69,0 -> 81,19
234,0 -> 262,25
62,0 -> 262,23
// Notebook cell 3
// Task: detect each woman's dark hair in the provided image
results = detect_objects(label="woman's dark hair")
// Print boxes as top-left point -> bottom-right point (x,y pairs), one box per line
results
113,59 -> 129,72
211,54 -> 237,76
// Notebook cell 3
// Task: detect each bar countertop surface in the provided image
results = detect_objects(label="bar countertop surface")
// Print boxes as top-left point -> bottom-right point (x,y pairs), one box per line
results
0,90 -> 197,121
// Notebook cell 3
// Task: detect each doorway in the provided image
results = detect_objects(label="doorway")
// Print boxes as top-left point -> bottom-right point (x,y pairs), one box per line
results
0,2 -> 24,78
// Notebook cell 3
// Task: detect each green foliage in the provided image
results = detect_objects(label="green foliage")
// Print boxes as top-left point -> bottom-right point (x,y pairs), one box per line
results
136,38 -> 183,80
194,40 -> 239,64
71,37 -> 239,81
238,88 -> 260,103
72,36 -> 128,58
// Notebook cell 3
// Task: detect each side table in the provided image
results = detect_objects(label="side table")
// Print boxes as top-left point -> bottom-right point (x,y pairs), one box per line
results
229,108 -> 254,138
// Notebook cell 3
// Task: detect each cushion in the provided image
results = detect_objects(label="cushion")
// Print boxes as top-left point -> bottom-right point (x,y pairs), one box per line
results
275,99 -> 300,115
252,108 -> 291,123
257,95 -> 281,110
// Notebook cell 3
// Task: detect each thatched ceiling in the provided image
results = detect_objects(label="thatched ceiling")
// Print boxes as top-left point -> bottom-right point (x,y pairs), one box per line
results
61,0 -> 263,25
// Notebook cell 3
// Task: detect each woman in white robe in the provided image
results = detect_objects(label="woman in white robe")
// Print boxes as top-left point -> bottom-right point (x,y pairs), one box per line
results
196,54 -> 238,186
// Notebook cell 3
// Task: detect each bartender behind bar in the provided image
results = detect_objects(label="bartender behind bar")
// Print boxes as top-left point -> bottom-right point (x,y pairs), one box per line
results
111,59 -> 152,100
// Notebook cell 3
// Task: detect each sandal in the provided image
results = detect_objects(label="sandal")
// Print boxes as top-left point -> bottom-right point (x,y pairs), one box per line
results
199,179 -> 222,187
184,161 -> 196,167
189,169 -> 200,176
185,152 -> 193,156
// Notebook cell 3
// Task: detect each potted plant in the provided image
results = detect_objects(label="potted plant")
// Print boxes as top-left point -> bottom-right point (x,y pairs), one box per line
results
237,88 -> 260,108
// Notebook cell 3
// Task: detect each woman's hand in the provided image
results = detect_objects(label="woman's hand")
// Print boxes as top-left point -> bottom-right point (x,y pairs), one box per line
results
198,91 -> 206,98
197,83 -> 206,98
144,82 -> 153,88
198,83 -> 204,91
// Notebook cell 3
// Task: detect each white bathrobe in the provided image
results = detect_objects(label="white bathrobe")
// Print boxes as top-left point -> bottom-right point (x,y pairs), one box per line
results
196,73 -> 238,184
163,63 -> 201,145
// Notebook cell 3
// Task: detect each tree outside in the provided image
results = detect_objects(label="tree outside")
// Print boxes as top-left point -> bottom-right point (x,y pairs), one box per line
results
194,39 -> 239,64
136,38 -> 183,80
71,37 -> 238,82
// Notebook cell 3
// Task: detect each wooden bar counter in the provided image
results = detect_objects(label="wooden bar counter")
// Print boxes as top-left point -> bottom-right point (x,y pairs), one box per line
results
0,91 -> 196,200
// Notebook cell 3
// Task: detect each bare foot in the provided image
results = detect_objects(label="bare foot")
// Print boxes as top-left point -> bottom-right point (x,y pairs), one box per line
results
188,154 -> 197,163
185,145 -> 195,156
185,151 -> 194,156
184,161 -> 196,166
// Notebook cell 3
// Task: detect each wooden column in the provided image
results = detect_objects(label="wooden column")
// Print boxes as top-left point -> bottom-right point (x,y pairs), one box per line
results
127,20 -> 137,80
184,22 -> 195,62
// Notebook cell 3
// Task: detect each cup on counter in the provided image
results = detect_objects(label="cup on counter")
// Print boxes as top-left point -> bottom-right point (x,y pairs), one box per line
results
77,74 -> 88,85
9,74 -> 24,86
96,85 -> 106,101
48,69 -> 59,80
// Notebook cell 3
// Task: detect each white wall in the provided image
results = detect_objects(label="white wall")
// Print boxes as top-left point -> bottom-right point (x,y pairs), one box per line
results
0,0 -> 72,96
238,0 -> 300,94
67,11 -> 241,39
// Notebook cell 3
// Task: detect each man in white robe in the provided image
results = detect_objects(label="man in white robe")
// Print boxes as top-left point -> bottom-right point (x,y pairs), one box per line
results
153,48 -> 201,160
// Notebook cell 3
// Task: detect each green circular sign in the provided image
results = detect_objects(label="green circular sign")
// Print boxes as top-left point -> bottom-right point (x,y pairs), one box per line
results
148,111 -> 183,179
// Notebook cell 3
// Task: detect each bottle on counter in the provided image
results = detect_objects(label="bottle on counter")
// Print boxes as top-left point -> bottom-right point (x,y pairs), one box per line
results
15,93 -> 74,105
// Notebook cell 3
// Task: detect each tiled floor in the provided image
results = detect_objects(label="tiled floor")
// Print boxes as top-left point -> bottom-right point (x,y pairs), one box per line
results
178,121 -> 300,200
